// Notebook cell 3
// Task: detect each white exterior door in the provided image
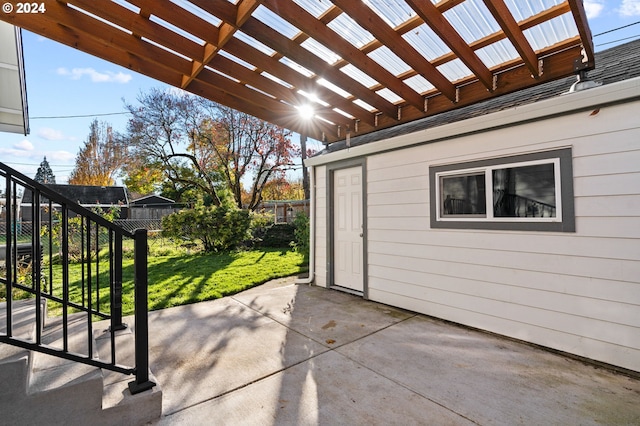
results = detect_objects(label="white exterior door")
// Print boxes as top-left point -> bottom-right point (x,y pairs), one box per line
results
333,166 -> 363,292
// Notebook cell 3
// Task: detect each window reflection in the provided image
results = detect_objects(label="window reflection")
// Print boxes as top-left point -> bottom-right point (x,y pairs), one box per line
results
441,173 -> 486,216
493,164 -> 556,218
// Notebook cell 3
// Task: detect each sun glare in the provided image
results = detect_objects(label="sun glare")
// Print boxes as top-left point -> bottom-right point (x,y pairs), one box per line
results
297,104 -> 315,120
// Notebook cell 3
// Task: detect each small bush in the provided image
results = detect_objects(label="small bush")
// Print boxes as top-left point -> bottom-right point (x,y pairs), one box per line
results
257,223 -> 296,248
248,210 -> 274,245
162,205 -> 251,252
292,212 -> 310,261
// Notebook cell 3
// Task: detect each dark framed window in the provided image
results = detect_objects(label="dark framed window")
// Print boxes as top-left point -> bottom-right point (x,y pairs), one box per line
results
430,148 -> 575,232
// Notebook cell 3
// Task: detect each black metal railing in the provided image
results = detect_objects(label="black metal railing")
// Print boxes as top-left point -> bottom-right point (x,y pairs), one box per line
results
0,162 -> 154,394
493,190 -> 556,218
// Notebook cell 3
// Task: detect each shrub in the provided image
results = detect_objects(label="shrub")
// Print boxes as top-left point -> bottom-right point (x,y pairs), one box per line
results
248,210 -> 274,245
41,205 -> 121,262
258,223 -> 296,248
292,212 -> 310,261
162,205 -> 251,252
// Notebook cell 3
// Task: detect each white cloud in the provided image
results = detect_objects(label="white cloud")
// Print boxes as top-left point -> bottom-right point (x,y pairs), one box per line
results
13,139 -> 34,151
584,0 -> 605,18
0,139 -> 34,157
46,150 -> 76,162
37,127 -> 67,141
620,0 -> 640,16
57,67 -> 132,84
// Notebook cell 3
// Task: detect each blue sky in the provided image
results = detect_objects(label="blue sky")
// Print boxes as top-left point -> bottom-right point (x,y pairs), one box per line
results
1,0 -> 639,183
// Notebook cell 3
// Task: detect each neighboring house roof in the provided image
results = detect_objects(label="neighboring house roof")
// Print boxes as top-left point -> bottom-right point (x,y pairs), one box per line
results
130,195 -> 175,206
21,184 -> 129,206
324,39 -> 640,153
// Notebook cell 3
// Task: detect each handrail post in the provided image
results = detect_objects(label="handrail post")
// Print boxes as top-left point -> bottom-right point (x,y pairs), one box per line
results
128,228 -> 156,395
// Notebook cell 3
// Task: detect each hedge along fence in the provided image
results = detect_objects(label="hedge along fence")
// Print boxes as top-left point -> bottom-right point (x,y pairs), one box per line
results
5,208 -> 304,258
254,223 -> 296,248
161,205 -> 252,252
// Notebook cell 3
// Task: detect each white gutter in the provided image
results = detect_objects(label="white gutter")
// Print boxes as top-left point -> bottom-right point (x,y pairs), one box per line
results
306,76 -> 640,167
295,165 -> 315,285
0,22 -> 29,135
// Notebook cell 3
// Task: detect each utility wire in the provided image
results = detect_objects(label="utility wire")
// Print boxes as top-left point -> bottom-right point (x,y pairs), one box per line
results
596,34 -> 640,47
2,161 -> 74,168
593,20 -> 640,37
31,111 -> 130,120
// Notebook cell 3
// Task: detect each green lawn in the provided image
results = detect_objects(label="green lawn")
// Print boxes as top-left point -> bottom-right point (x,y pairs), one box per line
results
44,248 -> 307,317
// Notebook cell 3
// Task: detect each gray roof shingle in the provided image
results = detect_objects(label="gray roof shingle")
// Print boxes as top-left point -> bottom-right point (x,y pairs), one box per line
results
22,184 -> 128,206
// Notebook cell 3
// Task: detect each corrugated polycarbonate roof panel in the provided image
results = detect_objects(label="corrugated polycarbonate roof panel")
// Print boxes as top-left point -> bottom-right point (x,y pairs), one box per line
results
438,59 -> 473,82
218,50 -> 256,71
253,5 -> 300,39
234,31 -> 275,57
376,87 -> 403,104
293,0 -> 332,19
0,0 -> 596,143
368,45 -> 412,77
444,0 -> 501,44
475,40 -> 520,69
403,74 -> 435,94
403,24 -> 452,61
340,64 -> 380,89
301,38 -> 342,65
328,13 -> 375,49
505,0 -> 565,21
317,78 -> 352,99
170,0 -> 221,27
261,72 -> 294,90
364,0 -> 416,28
525,15 -> 579,51
280,56 -> 315,78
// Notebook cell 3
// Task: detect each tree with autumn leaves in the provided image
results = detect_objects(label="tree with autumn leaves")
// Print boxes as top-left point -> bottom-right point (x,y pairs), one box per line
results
69,88 -> 301,210
68,119 -> 126,186
120,88 -> 297,210
192,103 -> 296,210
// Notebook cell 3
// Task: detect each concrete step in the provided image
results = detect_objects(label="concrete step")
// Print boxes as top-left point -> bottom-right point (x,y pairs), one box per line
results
0,298 -> 43,413
94,323 -> 163,426
17,354 -> 105,426
0,297 -> 46,338
0,298 -> 46,399
0,301 -> 162,425
0,344 -> 30,401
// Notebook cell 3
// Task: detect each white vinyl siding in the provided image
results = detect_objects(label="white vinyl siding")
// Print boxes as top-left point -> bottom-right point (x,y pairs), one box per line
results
363,99 -> 640,372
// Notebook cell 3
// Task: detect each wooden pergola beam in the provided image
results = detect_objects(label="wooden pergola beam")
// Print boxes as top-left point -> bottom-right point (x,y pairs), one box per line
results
483,0 -> 540,78
262,0 -> 426,112
0,0 -> 594,143
406,0 -> 494,91
241,17 -> 400,120
332,0 -> 458,102
223,38 -> 376,126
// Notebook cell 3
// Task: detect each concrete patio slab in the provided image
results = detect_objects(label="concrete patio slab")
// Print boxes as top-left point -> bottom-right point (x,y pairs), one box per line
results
232,278 -> 413,348
145,292 -> 329,415
156,350 -> 473,425
337,315 -> 640,425
146,276 -> 640,425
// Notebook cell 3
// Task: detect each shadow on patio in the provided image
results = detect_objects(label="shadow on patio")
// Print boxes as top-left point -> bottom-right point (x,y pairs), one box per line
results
128,276 -> 640,425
